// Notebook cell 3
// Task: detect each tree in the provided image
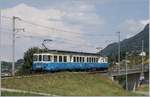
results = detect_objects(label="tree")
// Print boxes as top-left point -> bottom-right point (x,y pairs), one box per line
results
21,47 -> 43,74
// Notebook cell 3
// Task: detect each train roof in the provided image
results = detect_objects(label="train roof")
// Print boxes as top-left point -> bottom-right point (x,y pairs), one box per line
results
35,49 -> 101,56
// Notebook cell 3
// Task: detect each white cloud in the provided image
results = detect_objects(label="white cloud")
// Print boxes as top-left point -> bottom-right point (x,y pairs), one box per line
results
0,1 -> 148,61
118,19 -> 149,39
1,3 -> 106,61
59,1 -> 106,35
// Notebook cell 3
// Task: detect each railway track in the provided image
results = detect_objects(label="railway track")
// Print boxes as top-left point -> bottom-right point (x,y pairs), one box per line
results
1,70 -> 108,79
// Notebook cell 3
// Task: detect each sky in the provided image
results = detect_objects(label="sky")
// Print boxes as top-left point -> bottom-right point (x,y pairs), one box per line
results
0,0 -> 149,61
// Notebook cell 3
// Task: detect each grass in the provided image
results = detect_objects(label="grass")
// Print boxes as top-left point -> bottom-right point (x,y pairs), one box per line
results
1,91 -> 42,96
1,72 -> 139,96
136,84 -> 149,92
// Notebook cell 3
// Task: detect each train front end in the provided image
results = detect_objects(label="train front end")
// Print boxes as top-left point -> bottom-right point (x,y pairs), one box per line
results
32,54 -> 44,71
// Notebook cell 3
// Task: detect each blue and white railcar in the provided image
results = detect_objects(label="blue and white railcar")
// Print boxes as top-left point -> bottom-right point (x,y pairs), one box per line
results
32,50 -> 109,71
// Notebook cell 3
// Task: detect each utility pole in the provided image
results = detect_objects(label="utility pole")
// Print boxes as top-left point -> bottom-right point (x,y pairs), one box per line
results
141,40 -> 144,75
12,16 -> 16,76
12,16 -> 23,76
125,52 -> 128,91
0,9 -> 1,97
117,32 -> 120,74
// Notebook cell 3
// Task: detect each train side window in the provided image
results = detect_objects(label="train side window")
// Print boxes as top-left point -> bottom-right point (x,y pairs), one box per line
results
92,58 -> 94,63
59,56 -> 62,62
39,55 -> 42,61
43,55 -> 48,61
43,55 -> 51,61
89,58 -> 91,63
73,57 -> 76,62
80,57 -> 82,62
93,58 -> 95,63
90,58 -> 91,63
94,58 -> 96,63
77,57 -> 79,62
33,55 -> 38,61
87,57 -> 89,63
54,56 -> 57,62
64,56 -> 67,62
82,57 -> 84,63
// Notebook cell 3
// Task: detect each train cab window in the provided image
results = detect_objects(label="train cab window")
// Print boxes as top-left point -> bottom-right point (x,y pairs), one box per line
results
59,56 -> 62,62
64,56 -> 67,62
49,56 -> 51,61
54,56 -> 57,62
103,58 -> 105,62
96,58 -> 98,63
102,58 -> 104,62
43,55 -> 51,61
39,55 -> 42,61
33,55 -> 38,61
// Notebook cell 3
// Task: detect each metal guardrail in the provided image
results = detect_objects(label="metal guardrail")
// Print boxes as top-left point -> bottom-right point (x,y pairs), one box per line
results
109,65 -> 149,76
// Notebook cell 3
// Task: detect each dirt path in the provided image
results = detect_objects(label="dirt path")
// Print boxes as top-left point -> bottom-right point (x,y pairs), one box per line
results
1,88 -> 55,96
134,91 -> 149,96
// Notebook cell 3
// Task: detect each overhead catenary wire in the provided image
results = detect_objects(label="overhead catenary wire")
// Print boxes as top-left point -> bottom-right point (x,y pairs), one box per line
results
15,31 -> 115,46
1,22 -> 117,45
14,34 -> 96,52
1,16 -> 117,43
1,24 -> 116,50
1,15 -> 117,51
1,15 -> 116,37
15,34 -> 95,47
1,15 -> 117,50
1,28 -> 115,48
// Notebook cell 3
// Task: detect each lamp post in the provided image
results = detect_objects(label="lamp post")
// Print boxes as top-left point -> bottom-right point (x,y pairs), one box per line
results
125,52 -> 130,91
139,40 -> 145,83
117,32 -> 121,74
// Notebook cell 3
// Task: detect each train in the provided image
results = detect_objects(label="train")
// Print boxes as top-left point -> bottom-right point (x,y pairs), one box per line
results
32,50 -> 109,71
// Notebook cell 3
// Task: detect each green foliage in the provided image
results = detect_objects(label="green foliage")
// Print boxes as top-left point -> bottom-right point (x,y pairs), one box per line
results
20,47 -> 43,74
1,61 -> 12,72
